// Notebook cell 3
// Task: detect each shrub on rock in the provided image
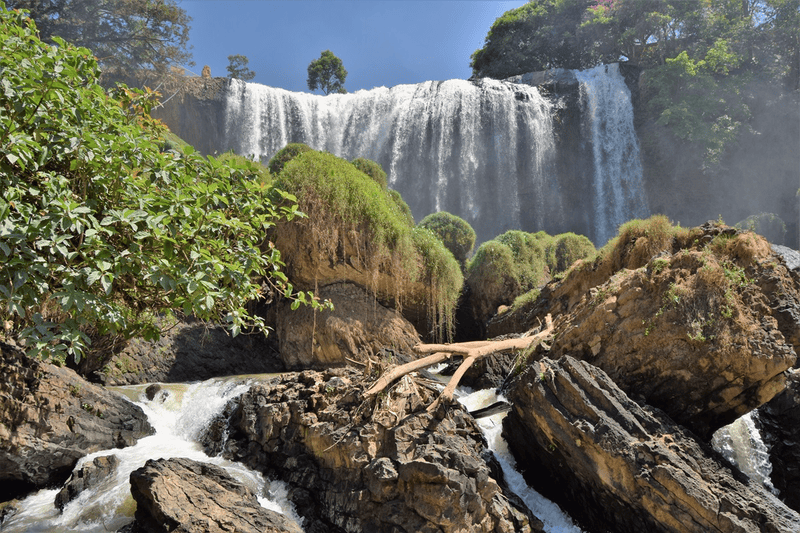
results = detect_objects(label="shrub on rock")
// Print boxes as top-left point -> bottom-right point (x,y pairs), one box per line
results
419,211 -> 476,269
351,157 -> 388,188
267,142 -> 313,175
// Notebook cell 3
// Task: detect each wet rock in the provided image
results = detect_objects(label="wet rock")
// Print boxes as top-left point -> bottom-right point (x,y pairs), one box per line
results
126,457 -> 303,533
55,454 -> 119,510
0,342 -> 153,501
276,282 -> 420,370
205,368 -> 542,533
504,355 -> 800,533
758,370 -> 800,512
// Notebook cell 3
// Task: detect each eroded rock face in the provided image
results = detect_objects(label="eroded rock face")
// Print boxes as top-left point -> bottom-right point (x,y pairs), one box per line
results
491,225 -> 800,439
276,282 -> 420,370
126,457 -> 303,533
205,368 -> 542,533
758,370 -> 800,513
95,315 -> 283,386
504,355 -> 800,533
0,342 -> 153,501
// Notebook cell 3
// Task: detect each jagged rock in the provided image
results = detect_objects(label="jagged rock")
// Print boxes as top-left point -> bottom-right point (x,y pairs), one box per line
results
94,315 -> 283,385
126,457 -> 302,533
205,368 -> 543,533
55,454 -> 119,510
491,225 -> 800,439
0,341 -> 153,501
758,370 -> 800,512
276,282 -> 420,370
504,355 -> 800,533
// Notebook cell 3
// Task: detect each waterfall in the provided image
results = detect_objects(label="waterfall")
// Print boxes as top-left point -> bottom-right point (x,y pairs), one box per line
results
712,411 -> 779,495
219,64 -> 648,246
223,78 -> 560,244
1,378 -> 298,533
575,63 -> 649,246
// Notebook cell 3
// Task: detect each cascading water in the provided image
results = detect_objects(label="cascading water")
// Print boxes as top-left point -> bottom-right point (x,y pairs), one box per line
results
223,78 -> 560,244
1,378 -> 298,533
575,63 -> 649,246
712,411 -> 779,495
456,387 -> 584,533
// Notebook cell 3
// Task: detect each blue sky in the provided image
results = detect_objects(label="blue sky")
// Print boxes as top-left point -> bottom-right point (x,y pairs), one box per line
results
181,1 -> 526,93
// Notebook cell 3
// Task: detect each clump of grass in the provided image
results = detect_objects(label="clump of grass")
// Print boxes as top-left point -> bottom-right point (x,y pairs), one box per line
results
419,211 -> 476,270
268,143 -> 313,174
351,157 -> 388,189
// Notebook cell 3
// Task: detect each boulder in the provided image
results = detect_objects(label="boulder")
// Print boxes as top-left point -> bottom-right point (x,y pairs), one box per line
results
55,454 -> 119,510
94,315 -> 283,385
491,224 -> 800,439
439,350 -> 518,391
205,368 -> 543,533
504,355 -> 800,533
126,457 -> 303,533
0,342 -> 153,501
275,282 -> 420,370
758,370 -> 800,512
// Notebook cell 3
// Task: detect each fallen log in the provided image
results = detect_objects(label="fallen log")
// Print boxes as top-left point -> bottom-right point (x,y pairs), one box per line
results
364,315 -> 553,404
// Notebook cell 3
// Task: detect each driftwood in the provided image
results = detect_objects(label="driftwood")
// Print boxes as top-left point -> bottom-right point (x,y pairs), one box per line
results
364,315 -> 554,411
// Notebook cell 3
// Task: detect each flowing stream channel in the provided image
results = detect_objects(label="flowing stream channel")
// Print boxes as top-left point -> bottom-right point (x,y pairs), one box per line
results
1,378 -> 299,533
1,374 -> 777,532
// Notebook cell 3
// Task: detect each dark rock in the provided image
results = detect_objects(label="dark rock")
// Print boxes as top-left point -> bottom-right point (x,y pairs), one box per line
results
55,454 -> 119,510
772,244 -> 800,271
144,384 -> 162,402
95,315 -> 283,385
205,367 -> 543,533
126,457 -> 303,533
0,342 -> 153,502
758,370 -> 800,512
440,349 -> 518,390
504,355 -> 800,533
275,282 -> 420,370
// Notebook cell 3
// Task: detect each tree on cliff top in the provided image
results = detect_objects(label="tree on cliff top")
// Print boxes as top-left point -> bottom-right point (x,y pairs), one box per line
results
6,0 -> 193,86
307,50 -> 347,95
226,54 -> 255,81
0,7 -> 324,364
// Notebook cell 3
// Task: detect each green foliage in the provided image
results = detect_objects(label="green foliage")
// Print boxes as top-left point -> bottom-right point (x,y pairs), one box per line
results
226,54 -> 256,81
307,50 -> 347,95
388,189 -> 415,226
734,212 -> 786,244
545,232 -> 596,274
8,0 -> 193,87
351,157 -> 387,188
467,241 -> 520,293
268,143 -> 313,175
274,150 -> 462,342
0,7 -> 319,363
418,211 -> 476,268
495,230 -> 547,290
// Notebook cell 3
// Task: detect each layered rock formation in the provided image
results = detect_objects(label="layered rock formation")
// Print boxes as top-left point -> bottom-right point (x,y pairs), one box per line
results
504,355 -> 800,533
490,222 -> 800,439
275,282 -> 420,369
125,457 -> 303,533
55,454 -> 119,510
0,341 -> 152,501
204,368 -> 543,533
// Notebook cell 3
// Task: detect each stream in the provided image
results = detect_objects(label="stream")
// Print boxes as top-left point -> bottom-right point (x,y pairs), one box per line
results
1,374 -> 777,532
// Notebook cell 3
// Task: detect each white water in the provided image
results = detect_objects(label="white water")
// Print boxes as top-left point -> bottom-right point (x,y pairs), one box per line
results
1,378 -> 299,533
223,77 -> 559,244
711,411 -> 779,495
456,388 -> 584,533
575,63 -> 649,246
